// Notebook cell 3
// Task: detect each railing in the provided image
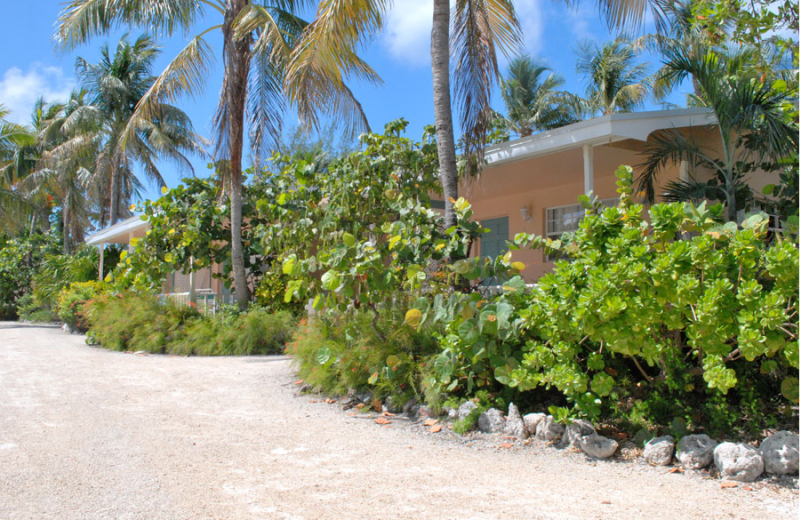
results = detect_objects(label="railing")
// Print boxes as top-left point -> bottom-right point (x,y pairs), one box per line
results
161,290 -> 231,315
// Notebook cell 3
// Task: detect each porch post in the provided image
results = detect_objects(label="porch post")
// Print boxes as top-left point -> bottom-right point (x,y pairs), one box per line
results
679,160 -> 689,182
98,243 -> 104,281
189,256 -> 196,304
582,144 -> 594,194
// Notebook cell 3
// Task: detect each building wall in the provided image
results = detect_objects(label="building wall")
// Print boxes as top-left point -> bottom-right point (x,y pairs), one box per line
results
463,126 -> 778,283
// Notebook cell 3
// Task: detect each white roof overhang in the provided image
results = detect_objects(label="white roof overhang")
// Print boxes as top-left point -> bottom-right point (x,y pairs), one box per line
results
85,215 -> 150,245
484,108 -> 717,166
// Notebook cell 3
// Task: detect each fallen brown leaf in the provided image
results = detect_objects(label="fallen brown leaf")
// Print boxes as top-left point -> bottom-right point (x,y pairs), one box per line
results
720,482 -> 738,489
743,486 -> 752,491
347,412 -> 357,416
382,411 -> 396,417
499,443 -> 513,449
668,467 -> 683,474
356,403 -> 365,409
601,501 -> 611,505
293,379 -> 304,385
423,419 -> 439,427
429,424 -> 442,433
324,398 -> 336,404
375,417 -> 391,425
371,398 -> 383,413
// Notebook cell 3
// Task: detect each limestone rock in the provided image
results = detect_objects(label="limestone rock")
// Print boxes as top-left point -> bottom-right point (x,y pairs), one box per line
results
478,408 -> 505,434
523,413 -> 546,436
579,434 -> 619,459
644,435 -> 675,466
714,442 -> 764,482
402,398 -> 419,416
535,416 -> 565,443
457,401 -> 478,421
504,403 -> 528,439
677,434 -> 718,469
760,431 -> 799,475
562,419 -> 595,448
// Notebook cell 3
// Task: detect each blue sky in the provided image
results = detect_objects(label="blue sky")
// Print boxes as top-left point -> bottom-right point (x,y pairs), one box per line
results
0,1 -> 681,202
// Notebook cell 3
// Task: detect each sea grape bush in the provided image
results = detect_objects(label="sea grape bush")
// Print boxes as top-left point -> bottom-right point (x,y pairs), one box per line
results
503,166 -> 799,418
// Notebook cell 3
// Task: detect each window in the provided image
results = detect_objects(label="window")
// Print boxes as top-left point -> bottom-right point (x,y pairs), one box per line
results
545,198 -> 619,261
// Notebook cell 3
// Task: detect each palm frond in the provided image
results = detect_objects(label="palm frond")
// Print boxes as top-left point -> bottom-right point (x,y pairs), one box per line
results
452,0 -> 523,159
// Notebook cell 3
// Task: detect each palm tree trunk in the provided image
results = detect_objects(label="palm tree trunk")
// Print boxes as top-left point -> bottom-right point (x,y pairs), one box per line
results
431,0 -> 458,230
224,0 -> 252,311
62,199 -> 70,254
109,166 -> 121,225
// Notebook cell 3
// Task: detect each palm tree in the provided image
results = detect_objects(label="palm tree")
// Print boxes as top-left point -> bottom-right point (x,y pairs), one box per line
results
24,90 -> 101,253
636,46 -> 798,222
55,1 -> 369,310
576,37 -> 651,116
75,34 -> 207,226
499,56 -> 583,137
0,104 -> 40,233
288,0 -> 663,231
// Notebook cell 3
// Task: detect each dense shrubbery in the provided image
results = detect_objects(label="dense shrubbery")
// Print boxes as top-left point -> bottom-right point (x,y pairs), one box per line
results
0,232 -> 60,319
58,281 -> 106,332
16,294 -> 56,323
288,161 -> 798,436
84,291 -> 295,355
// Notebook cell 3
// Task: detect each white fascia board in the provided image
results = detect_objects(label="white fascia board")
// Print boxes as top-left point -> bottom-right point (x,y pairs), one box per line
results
485,108 -> 716,166
85,215 -> 150,245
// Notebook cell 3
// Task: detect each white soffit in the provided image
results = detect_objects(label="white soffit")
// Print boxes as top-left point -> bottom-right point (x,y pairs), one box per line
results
484,108 -> 717,166
85,215 -> 150,245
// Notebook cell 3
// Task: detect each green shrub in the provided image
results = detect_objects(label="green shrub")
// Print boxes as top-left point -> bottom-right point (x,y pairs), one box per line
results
16,294 -> 56,323
85,292 -> 295,356
85,292 -> 200,352
0,232 -> 60,320
178,306 -> 296,356
288,307 -> 439,404
58,281 -> 106,332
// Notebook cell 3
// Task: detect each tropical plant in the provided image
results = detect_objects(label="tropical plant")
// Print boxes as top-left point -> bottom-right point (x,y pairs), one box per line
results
499,56 -> 583,137
55,0 -> 372,310
636,45 -> 798,220
576,37 -> 651,115
74,34 -> 207,226
23,90 -> 101,253
0,231 -> 60,319
0,104 -> 37,232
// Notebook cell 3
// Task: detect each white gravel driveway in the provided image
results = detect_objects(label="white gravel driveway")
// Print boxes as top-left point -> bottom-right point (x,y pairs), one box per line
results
0,322 -> 797,519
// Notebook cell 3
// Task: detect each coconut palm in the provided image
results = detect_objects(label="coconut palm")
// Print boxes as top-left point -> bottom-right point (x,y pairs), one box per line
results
74,34 -> 207,226
499,56 -> 585,137
576,37 -> 651,116
23,90 -> 101,253
55,1 -> 369,309
288,0 -> 664,230
636,45 -> 798,221
0,104 -> 40,233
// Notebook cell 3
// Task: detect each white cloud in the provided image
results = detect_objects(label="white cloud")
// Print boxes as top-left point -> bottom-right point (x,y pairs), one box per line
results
515,0 -> 545,55
380,0 -> 434,65
0,63 -> 75,124
380,0 -> 546,66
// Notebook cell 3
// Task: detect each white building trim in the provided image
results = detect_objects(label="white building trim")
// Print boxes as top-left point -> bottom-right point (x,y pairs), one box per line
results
484,108 -> 717,167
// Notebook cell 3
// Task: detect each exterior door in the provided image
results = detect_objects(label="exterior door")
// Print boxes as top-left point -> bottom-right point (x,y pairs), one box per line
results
480,217 -> 509,286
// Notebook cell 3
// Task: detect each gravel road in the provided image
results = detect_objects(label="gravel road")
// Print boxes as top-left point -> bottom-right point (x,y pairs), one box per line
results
0,322 -> 797,520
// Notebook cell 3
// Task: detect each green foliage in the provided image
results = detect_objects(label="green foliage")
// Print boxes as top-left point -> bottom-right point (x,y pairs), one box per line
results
288,307 -> 439,403
176,307 -> 295,356
0,232 -> 59,319
254,120 -> 484,314
111,174 -> 268,294
84,291 -> 294,356
57,281 -> 106,332
32,246 -> 120,310
255,269 -> 306,314
16,294 -> 55,323
502,166 -> 799,430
